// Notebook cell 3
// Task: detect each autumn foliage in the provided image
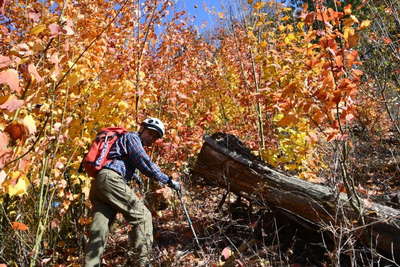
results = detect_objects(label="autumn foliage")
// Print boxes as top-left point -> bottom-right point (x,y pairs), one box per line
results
0,0 -> 396,265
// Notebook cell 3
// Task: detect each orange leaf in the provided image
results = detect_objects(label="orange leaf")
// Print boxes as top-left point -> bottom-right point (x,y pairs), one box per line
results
335,55 -> 343,67
347,32 -> 359,48
277,114 -> 297,127
0,69 -> 21,94
352,69 -> 363,77
344,50 -> 358,67
11,221 -> 29,231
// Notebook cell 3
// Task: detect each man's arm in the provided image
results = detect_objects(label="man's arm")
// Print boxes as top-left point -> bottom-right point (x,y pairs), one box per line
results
126,134 -> 170,184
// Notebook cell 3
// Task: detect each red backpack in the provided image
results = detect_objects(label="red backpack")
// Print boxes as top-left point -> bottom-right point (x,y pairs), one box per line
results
79,127 -> 128,177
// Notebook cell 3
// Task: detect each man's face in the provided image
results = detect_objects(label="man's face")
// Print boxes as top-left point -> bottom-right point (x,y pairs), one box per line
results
140,128 -> 160,146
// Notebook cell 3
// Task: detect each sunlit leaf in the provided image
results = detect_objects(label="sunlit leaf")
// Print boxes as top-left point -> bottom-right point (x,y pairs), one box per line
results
359,20 -> 371,30
0,170 -> 6,187
0,69 -> 21,94
221,247 -> 232,260
344,4 -> 352,15
49,23 -> 61,36
254,2 -> 266,9
21,115 -> 36,135
0,95 -> 24,112
0,55 -> 11,68
5,171 -> 30,197
28,63 -> 43,82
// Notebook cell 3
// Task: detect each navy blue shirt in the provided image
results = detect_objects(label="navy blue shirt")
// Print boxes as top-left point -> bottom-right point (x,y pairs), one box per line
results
104,132 -> 169,184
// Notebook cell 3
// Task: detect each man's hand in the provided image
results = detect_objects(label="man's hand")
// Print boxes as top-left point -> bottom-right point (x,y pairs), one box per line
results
167,177 -> 181,193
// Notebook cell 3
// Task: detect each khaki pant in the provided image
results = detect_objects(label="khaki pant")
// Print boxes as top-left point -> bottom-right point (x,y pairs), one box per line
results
84,168 -> 153,267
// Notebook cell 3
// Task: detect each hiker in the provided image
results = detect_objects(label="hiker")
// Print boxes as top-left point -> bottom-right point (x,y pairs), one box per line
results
84,117 -> 180,267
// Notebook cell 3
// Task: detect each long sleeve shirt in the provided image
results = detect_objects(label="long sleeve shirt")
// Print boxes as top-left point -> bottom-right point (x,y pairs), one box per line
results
104,132 -> 169,184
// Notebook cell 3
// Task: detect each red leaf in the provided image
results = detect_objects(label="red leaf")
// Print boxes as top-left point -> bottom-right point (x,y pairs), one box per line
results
28,11 -> 40,22
326,130 -> 339,142
0,95 -> 24,112
11,221 -> 29,231
0,69 -> 21,94
0,55 -> 11,68
304,12 -> 315,24
4,122 -> 27,141
0,148 -> 12,168
0,0 -> 8,15
383,37 -> 392,44
49,23 -> 61,36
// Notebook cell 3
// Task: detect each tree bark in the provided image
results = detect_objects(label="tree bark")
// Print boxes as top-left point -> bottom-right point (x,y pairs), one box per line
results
192,133 -> 400,259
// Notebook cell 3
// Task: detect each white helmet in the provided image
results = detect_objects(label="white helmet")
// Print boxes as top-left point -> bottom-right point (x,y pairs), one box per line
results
141,117 -> 165,138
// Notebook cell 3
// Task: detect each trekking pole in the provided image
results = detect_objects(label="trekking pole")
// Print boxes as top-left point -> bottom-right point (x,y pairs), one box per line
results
176,189 -> 202,251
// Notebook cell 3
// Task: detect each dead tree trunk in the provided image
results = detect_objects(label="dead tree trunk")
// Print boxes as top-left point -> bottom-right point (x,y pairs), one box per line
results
192,133 -> 400,259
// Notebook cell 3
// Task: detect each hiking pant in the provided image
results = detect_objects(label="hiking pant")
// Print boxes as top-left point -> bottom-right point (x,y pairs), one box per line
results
84,168 -> 153,267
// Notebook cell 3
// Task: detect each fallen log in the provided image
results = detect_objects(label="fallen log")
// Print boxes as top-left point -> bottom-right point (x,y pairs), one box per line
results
192,133 -> 400,259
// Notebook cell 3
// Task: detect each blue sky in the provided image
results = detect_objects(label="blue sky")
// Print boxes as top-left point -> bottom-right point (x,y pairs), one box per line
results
174,0 -> 224,31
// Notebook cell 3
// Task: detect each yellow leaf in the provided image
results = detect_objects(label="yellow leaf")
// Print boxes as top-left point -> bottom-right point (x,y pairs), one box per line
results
254,2 -> 266,9
218,12 -> 224,19
21,115 -> 36,135
118,100 -> 129,110
6,172 -> 30,197
343,27 -> 355,41
350,15 -> 359,24
297,22 -> 304,30
284,33 -> 296,44
138,71 -> 145,81
359,20 -> 371,30
30,24 -> 46,35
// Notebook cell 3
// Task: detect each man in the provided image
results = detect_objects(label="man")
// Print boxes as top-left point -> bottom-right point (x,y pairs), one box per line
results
85,117 -> 180,267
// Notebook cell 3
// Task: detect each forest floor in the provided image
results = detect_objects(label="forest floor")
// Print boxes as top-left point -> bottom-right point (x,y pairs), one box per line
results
89,133 -> 400,267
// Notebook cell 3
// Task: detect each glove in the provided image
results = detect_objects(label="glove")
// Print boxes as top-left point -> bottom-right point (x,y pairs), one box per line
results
167,177 -> 181,193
